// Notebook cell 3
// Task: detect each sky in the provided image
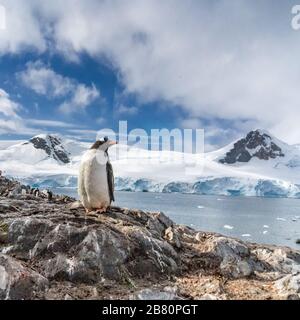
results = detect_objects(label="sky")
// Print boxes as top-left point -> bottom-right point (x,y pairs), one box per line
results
0,0 -> 300,151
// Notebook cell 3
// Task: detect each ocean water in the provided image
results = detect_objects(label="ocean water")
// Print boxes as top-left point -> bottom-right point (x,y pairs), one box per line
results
54,188 -> 300,250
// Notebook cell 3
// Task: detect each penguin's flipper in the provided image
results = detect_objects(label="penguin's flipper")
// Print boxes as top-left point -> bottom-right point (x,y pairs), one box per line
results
106,161 -> 115,203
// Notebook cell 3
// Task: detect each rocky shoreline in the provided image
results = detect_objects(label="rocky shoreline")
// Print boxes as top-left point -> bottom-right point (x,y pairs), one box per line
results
0,175 -> 300,300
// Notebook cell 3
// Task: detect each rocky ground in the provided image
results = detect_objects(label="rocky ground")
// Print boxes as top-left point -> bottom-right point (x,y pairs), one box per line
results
0,175 -> 300,300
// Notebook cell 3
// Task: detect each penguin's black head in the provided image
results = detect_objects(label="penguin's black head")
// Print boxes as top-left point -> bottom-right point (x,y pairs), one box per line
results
90,136 -> 118,151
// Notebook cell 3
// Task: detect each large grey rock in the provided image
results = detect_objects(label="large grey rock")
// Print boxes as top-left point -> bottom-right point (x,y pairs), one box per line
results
0,254 -> 48,300
1,200 -> 180,284
1,176 -> 300,300
275,273 -> 300,299
203,237 -> 265,279
124,227 -> 179,277
131,286 -> 180,300
252,247 -> 300,274
199,294 -> 221,300
7,218 -> 54,259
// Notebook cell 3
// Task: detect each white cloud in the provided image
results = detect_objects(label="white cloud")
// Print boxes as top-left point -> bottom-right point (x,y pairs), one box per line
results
0,89 -> 32,135
180,118 -> 203,130
17,61 -> 73,97
59,83 -> 99,114
0,88 -> 21,118
0,4 -> 6,30
1,1 -> 300,142
0,119 -> 19,134
66,128 -> 98,141
179,117 -> 261,149
115,104 -> 138,116
17,60 -> 100,114
25,119 -> 77,128
0,88 -> 78,136
95,117 -> 105,125
0,1 -> 45,54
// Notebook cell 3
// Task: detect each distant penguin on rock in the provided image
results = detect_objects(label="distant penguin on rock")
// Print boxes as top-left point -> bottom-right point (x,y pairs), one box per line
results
41,189 -> 53,201
78,136 -> 117,214
32,188 -> 40,197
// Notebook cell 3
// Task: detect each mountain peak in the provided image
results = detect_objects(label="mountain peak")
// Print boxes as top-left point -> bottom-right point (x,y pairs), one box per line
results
219,129 -> 285,164
252,128 -> 271,136
25,134 -> 71,164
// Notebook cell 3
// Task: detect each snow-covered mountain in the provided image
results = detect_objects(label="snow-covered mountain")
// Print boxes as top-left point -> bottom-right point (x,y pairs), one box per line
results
219,130 -> 285,164
0,134 -> 89,187
0,134 -> 70,164
1,130 -> 300,198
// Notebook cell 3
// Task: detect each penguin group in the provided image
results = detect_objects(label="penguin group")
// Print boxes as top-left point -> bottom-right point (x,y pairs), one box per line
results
30,188 -> 53,201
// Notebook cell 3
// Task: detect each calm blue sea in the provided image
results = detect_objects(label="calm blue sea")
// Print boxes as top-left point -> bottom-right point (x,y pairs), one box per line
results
53,188 -> 300,250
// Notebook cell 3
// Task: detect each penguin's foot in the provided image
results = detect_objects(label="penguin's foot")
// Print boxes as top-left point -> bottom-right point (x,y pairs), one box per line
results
85,208 -> 93,215
95,207 -> 108,214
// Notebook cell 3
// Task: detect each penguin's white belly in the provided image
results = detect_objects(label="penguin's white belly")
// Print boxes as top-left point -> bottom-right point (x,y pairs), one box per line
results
78,151 -> 110,209
86,165 -> 109,207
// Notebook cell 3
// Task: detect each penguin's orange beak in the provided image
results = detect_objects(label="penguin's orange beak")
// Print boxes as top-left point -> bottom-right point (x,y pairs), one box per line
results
108,140 -> 118,146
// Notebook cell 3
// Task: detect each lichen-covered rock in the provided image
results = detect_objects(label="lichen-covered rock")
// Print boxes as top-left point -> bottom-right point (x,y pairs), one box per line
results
1,176 -> 300,300
251,246 -> 300,274
0,254 -> 48,300
203,237 -> 266,279
131,286 -> 179,300
124,226 -> 179,277
275,274 -> 300,299
199,294 -> 221,300
164,227 -> 182,249
7,218 -> 54,259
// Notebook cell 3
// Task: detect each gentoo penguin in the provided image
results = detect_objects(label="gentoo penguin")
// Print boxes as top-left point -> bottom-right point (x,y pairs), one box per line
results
41,189 -> 53,201
34,189 -> 40,197
78,137 -> 117,214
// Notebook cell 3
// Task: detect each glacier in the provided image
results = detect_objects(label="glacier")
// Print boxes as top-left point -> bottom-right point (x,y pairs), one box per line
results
9,174 -> 300,199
